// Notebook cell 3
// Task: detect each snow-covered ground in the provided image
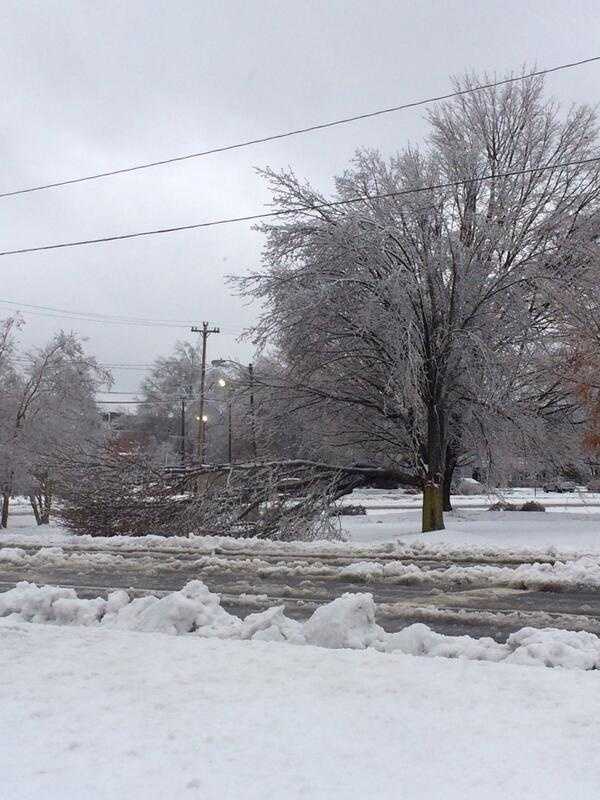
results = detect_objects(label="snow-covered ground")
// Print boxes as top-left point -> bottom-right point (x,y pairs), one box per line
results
2,506 -> 600,562
344,508 -> 600,552
346,486 -> 600,509
2,486 -> 600,565
4,578 -> 600,667
3,494 -> 600,798
2,614 -> 600,800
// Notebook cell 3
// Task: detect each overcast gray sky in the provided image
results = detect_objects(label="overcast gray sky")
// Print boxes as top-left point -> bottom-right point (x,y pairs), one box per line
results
2,0 -> 599,397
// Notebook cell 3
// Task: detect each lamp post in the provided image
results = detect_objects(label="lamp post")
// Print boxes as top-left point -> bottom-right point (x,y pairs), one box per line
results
217,378 -> 233,463
211,359 -> 257,460
195,414 -> 209,462
180,396 -> 187,465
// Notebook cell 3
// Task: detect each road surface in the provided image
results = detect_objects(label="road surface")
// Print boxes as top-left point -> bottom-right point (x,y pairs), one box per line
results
2,541 -> 600,641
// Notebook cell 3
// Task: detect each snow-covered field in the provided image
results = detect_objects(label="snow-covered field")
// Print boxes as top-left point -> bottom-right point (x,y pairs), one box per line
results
2,508 -> 600,567
3,486 -> 600,549
344,508 -> 600,552
2,615 -> 600,800
7,489 -> 600,559
346,486 -> 600,509
3,494 -> 600,798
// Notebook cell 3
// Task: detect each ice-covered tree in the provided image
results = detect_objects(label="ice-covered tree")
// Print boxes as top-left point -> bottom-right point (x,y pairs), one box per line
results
137,341 -> 247,463
0,330 -> 108,526
240,71 -> 600,531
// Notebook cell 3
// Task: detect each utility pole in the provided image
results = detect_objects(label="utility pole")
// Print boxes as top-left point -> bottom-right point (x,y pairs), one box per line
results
179,396 -> 187,466
248,362 -> 257,459
191,321 -> 220,463
227,392 -> 233,463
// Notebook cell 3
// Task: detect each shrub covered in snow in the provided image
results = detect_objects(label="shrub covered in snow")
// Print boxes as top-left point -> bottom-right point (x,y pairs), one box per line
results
488,501 -> 518,511
520,501 -> 546,512
454,478 -> 484,495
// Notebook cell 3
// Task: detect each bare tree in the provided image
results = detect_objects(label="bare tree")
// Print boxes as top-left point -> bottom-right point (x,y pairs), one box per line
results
0,330 -> 109,527
137,341 -> 243,463
239,71 -> 600,531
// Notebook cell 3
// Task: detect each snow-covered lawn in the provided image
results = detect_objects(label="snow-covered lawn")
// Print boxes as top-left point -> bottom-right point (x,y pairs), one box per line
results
346,486 -> 600,508
3,499 -> 600,798
2,497 -> 600,562
2,617 -> 600,800
344,509 -> 600,553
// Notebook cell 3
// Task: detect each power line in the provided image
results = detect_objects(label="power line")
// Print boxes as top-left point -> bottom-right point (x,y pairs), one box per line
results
12,354 -> 154,369
5,309 -> 183,329
9,311 -> 242,334
11,355 -> 243,371
99,365 -> 154,371
1,56 -> 598,200
3,155 -> 600,257
0,300 -> 245,332
0,298 -> 224,327
96,390 -> 228,402
12,359 -> 152,371
96,397 -> 228,405
96,399 -> 156,405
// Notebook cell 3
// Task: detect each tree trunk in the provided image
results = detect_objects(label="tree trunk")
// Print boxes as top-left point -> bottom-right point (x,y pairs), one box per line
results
41,482 -> 53,524
29,495 -> 42,525
422,482 -> 444,532
421,403 -> 447,532
443,456 -> 456,512
1,492 -> 10,528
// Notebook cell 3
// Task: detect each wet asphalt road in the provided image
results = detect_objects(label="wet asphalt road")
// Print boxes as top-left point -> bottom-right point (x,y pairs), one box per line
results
2,542 -> 600,641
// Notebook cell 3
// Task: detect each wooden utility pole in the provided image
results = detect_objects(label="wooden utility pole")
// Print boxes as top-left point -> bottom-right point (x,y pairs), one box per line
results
179,396 -> 187,465
248,362 -> 257,459
227,392 -> 233,463
191,322 -> 220,462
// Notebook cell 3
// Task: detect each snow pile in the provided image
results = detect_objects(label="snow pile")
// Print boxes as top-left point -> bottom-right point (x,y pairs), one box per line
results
339,561 -> 385,580
0,546 -> 69,566
103,580 -> 239,636
333,555 -> 600,591
3,580 -> 600,669
0,582 -> 106,626
235,605 -> 305,643
383,623 -> 507,662
504,627 -> 600,670
0,547 -> 27,563
508,556 -> 600,591
380,623 -> 600,670
443,556 -> 600,591
303,593 -> 381,649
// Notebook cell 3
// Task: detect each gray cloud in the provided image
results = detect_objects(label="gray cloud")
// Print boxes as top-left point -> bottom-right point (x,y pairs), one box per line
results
2,0 -> 599,394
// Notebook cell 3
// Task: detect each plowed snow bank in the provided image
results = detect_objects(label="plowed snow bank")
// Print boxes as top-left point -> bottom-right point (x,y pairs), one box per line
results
2,580 -> 599,670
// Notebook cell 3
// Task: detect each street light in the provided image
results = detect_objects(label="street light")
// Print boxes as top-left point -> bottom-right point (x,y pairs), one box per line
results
196,373 -> 228,463
211,359 -> 257,459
